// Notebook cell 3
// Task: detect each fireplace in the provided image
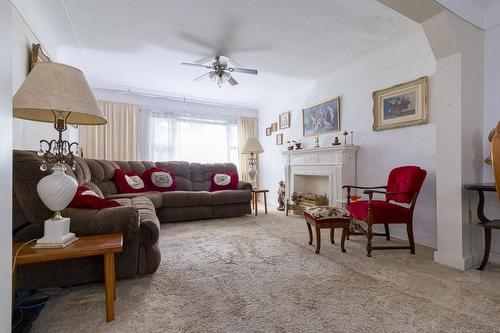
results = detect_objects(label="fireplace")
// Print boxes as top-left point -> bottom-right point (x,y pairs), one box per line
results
282,146 -> 358,209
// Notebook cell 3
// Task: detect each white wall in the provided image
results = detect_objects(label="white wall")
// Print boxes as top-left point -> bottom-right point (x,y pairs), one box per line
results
0,0 -> 12,330
12,5 -> 78,150
258,27 -> 438,247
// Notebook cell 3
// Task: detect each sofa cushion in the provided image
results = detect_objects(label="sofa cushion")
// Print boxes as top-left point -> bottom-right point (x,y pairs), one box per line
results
210,190 -> 252,205
143,167 -> 176,192
106,191 -> 163,209
114,169 -> 148,193
210,172 -> 238,191
160,191 -> 211,208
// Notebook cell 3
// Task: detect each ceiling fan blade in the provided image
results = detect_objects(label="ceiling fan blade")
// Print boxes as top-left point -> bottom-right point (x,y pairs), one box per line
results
193,56 -> 214,65
228,76 -> 238,86
230,67 -> 258,75
181,62 -> 212,69
193,72 -> 211,82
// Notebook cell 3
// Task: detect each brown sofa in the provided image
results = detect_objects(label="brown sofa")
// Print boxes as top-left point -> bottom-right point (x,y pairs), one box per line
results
13,150 -> 252,289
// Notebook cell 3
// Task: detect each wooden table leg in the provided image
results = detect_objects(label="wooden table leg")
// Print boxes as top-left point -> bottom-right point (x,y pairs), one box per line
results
341,226 -> 348,253
264,191 -> 268,214
478,228 -> 492,271
306,222 -> 313,245
330,228 -> 335,244
104,253 -> 116,322
255,193 -> 259,216
315,226 -> 321,254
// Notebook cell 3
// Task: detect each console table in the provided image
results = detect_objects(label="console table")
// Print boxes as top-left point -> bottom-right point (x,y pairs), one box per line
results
464,183 -> 498,270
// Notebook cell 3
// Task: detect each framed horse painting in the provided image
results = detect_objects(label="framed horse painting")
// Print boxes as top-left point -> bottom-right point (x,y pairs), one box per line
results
372,77 -> 428,131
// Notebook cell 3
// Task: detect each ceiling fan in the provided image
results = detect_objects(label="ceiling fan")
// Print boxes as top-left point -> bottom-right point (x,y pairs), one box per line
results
181,55 -> 258,87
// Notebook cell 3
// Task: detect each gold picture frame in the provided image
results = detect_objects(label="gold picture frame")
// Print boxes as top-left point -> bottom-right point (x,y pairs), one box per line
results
372,77 -> 428,131
266,127 -> 272,136
302,96 -> 340,137
276,133 -> 283,145
279,112 -> 290,129
30,43 -> 51,72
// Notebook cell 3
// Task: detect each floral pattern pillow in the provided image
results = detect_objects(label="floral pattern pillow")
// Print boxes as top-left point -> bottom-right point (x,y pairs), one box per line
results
142,167 -> 176,192
210,172 -> 238,191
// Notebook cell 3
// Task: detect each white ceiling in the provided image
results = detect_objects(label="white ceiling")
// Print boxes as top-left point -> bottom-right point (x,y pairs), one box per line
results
13,0 -> 421,109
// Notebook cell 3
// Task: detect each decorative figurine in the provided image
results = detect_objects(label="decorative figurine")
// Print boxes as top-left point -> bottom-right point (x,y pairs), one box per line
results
286,140 -> 295,150
277,181 -> 286,211
295,142 -> 302,149
314,137 -> 320,148
332,136 -> 340,146
343,130 -> 349,144
350,131 -> 354,145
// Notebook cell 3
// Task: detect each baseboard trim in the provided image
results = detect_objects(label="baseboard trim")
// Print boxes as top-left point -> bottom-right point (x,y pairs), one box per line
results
433,251 -> 469,270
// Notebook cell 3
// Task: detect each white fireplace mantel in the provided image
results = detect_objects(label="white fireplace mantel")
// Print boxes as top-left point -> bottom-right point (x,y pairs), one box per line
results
281,145 -> 358,205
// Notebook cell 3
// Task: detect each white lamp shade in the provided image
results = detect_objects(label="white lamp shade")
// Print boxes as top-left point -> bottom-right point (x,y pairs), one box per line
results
13,62 -> 106,125
242,138 -> 264,154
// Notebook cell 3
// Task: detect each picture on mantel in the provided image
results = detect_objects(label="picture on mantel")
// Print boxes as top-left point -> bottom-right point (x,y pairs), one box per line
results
302,96 -> 340,137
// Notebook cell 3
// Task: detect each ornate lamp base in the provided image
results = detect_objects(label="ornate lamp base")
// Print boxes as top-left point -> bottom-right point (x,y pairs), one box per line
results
35,217 -> 78,248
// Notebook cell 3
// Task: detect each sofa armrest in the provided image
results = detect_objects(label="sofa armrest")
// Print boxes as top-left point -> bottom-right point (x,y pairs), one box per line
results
64,206 -> 140,241
237,181 -> 252,191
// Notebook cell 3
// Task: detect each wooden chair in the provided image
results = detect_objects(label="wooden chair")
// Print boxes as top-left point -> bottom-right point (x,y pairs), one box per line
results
343,166 -> 427,257
492,122 -> 500,200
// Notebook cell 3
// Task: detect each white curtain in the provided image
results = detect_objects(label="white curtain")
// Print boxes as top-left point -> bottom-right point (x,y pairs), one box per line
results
237,117 -> 258,182
80,101 -> 138,160
139,107 -> 239,166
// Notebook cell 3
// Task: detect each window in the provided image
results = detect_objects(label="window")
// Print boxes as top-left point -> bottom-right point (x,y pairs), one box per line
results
149,111 -> 239,166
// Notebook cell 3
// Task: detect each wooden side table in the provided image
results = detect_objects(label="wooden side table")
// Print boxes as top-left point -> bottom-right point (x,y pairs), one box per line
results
12,233 -> 123,322
464,183 -> 498,270
251,189 -> 269,216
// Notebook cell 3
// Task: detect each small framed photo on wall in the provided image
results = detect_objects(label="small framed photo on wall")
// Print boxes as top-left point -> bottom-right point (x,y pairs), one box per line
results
276,133 -> 283,145
271,122 -> 278,132
266,127 -> 272,136
279,112 -> 290,129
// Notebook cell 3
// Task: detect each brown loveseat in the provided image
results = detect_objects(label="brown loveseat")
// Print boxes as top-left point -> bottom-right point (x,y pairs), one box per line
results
13,150 -> 252,289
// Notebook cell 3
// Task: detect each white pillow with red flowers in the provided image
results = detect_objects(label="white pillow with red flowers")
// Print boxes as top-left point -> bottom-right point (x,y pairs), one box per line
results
142,167 -> 176,192
210,172 -> 238,191
113,169 -> 148,193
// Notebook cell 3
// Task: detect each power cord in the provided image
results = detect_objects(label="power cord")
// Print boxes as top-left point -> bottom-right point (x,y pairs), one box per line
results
12,239 -> 37,274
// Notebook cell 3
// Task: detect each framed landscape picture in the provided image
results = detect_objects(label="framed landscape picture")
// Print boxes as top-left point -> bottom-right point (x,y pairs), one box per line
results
266,127 -> 272,136
302,96 -> 340,137
372,76 -> 428,131
279,112 -> 290,129
276,133 -> 283,145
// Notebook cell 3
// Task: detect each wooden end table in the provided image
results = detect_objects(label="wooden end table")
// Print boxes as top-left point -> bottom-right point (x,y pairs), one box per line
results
251,189 -> 269,216
13,233 -> 123,322
464,183 -> 498,270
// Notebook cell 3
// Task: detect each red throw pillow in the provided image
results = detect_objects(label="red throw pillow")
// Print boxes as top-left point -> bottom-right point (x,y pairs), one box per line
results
114,169 -> 147,193
69,186 -> 121,210
210,172 -> 238,191
142,167 -> 176,192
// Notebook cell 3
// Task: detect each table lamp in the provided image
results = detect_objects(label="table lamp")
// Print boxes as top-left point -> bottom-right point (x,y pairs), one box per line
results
13,62 -> 106,248
241,137 -> 264,189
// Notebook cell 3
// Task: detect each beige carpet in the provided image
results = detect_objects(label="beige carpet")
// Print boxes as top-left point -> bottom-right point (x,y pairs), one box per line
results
32,212 -> 500,333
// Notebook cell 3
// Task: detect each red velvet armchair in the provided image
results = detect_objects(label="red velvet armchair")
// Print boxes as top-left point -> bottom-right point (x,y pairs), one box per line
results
343,166 -> 427,257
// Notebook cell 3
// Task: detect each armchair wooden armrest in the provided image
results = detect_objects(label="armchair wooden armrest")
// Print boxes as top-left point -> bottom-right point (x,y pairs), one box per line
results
343,185 -> 387,204
363,189 -> 414,201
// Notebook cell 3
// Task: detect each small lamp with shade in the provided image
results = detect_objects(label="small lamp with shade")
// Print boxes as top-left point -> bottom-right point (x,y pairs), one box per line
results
241,137 -> 264,189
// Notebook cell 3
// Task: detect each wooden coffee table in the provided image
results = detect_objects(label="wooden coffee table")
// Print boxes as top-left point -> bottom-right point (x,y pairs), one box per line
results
12,233 -> 123,322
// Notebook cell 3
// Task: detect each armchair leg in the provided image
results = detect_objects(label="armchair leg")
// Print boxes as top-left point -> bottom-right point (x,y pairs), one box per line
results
407,223 -> 415,254
366,224 -> 373,257
384,224 -> 390,241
